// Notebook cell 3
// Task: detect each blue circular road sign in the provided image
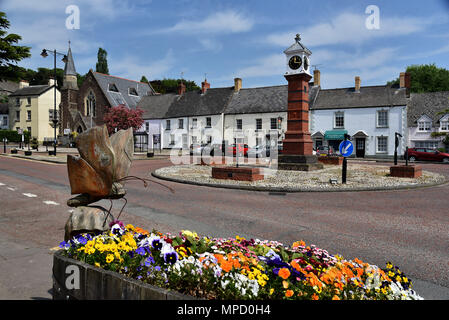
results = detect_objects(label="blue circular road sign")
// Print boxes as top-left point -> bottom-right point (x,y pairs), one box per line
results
339,140 -> 354,157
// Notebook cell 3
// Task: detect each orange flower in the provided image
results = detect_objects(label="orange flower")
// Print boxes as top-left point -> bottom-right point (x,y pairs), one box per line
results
282,280 -> 289,289
221,260 -> 233,273
311,293 -> 319,300
278,268 -> 291,280
134,227 -> 149,235
292,240 -> 306,248
285,290 -> 294,298
233,259 -> 241,269
332,295 -> 340,300
291,260 -> 301,271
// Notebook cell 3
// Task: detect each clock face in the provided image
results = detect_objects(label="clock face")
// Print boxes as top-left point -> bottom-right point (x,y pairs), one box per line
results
304,56 -> 309,71
288,55 -> 302,70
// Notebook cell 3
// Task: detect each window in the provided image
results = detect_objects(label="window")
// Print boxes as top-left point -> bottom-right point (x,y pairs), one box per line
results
27,127 -> 31,135
108,83 -> 119,92
440,120 -> 448,131
192,118 -> 197,129
270,118 -> 277,130
415,141 -> 439,149
15,98 -> 20,107
377,136 -> 388,153
145,122 -> 149,132
377,110 -> 388,127
206,117 -> 211,128
2,116 -> 7,126
169,134 -> 175,145
128,87 -> 138,96
166,120 -> 171,130
85,91 -> 96,117
192,136 -> 197,144
207,136 -> 212,144
236,119 -> 242,130
256,118 -> 262,130
334,112 -> 344,128
418,121 -> 431,131
178,119 -> 184,129
15,110 -> 20,121
27,97 -> 31,105
27,110 -> 31,121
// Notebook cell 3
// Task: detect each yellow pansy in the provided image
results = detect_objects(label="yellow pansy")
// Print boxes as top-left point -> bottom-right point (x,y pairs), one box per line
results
106,254 -> 114,264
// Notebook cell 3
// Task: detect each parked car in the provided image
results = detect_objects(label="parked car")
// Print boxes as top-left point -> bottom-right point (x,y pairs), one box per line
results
405,148 -> 449,163
190,143 -> 207,155
316,145 -> 334,156
247,145 -> 271,158
203,143 -> 225,156
227,143 -> 249,157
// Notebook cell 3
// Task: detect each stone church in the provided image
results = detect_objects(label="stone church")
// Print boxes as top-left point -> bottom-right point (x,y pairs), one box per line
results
59,45 -> 155,136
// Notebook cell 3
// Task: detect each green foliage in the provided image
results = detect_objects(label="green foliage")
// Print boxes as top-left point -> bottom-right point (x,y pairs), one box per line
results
96,48 -> 109,74
140,75 -> 149,83
387,64 -> 449,93
0,11 -> 31,81
150,78 -> 200,94
0,129 -> 30,143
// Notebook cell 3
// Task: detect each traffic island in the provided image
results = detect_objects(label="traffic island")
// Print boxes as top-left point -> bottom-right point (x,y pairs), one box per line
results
389,165 -> 422,178
211,166 -> 264,181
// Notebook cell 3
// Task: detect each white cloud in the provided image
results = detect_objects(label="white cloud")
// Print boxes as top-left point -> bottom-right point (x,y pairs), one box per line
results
265,12 -> 430,47
235,53 -> 285,78
110,49 -> 176,81
154,10 -> 254,35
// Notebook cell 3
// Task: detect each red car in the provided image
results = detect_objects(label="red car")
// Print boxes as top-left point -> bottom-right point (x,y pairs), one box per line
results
227,143 -> 249,157
405,148 -> 449,163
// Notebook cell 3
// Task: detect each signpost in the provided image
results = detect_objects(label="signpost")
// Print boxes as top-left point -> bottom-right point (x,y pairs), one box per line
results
339,134 -> 353,184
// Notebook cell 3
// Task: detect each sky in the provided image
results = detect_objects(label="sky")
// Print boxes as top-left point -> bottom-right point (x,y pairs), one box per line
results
2,0 -> 449,90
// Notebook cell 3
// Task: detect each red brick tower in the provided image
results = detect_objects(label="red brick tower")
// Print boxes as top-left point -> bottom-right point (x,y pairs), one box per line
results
278,34 -> 323,171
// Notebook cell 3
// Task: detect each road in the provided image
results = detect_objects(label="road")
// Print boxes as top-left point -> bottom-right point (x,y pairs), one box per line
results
0,155 -> 448,300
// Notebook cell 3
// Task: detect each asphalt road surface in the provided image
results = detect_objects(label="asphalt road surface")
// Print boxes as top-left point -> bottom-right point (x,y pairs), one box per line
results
0,155 -> 448,300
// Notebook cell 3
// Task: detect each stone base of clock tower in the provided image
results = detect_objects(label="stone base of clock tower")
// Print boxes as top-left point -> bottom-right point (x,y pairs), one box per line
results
278,73 -> 323,171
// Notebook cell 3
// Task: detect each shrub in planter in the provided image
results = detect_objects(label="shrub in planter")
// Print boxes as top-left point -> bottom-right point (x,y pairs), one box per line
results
24,150 -> 32,156
58,221 -> 423,300
11,149 -> 18,154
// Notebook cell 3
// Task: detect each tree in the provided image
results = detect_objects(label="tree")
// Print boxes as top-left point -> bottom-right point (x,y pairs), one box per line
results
0,11 -> 31,81
95,48 -> 109,74
140,75 -> 149,83
387,64 -> 449,93
103,104 -> 144,135
150,78 -> 200,94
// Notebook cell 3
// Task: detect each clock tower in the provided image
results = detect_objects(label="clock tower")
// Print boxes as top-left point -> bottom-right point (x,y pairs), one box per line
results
279,34 -> 323,171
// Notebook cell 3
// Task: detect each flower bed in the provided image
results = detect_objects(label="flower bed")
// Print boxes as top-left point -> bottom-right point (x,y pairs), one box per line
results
59,221 -> 423,300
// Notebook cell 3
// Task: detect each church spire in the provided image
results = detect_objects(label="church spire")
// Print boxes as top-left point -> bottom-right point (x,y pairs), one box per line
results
64,42 -> 77,76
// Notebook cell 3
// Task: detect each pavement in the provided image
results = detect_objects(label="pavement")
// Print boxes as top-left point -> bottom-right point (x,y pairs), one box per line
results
1,154 -> 449,300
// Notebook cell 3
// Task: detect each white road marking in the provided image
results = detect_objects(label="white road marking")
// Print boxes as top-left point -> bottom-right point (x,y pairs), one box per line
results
43,200 -> 59,205
23,193 -> 37,198
7,187 -> 16,191
0,182 -> 5,186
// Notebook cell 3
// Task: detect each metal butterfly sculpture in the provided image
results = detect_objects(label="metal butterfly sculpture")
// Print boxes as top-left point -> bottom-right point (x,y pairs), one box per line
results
66,125 -> 172,220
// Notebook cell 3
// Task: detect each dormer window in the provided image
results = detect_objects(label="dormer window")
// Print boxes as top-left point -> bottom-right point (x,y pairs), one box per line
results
440,115 -> 449,131
128,87 -> 138,96
108,83 -> 119,92
418,120 -> 431,131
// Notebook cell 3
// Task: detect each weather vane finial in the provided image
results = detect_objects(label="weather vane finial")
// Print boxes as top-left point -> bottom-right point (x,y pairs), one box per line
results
295,33 -> 301,43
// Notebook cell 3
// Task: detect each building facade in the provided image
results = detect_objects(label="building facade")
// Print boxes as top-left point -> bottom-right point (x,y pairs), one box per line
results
8,79 -> 60,143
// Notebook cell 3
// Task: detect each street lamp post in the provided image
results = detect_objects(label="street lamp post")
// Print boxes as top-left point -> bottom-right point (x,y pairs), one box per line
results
40,49 -> 67,156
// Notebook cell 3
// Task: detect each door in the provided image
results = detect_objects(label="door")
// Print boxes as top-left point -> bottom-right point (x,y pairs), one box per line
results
182,134 -> 188,149
356,138 -> 365,158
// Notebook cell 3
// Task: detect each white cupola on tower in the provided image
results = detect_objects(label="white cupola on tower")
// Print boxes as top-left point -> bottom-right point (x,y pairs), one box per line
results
284,34 -> 312,76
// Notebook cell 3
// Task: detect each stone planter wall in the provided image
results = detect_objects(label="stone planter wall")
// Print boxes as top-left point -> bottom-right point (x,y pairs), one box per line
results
211,166 -> 264,181
389,165 -> 422,178
52,250 -> 197,300
318,156 -> 343,165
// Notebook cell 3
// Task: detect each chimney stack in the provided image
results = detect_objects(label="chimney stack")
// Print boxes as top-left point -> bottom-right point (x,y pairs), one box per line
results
48,77 -> 56,87
355,76 -> 361,92
201,79 -> 210,94
234,78 -> 242,93
19,80 -> 29,89
177,82 -> 186,95
400,72 -> 411,89
313,69 -> 321,86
